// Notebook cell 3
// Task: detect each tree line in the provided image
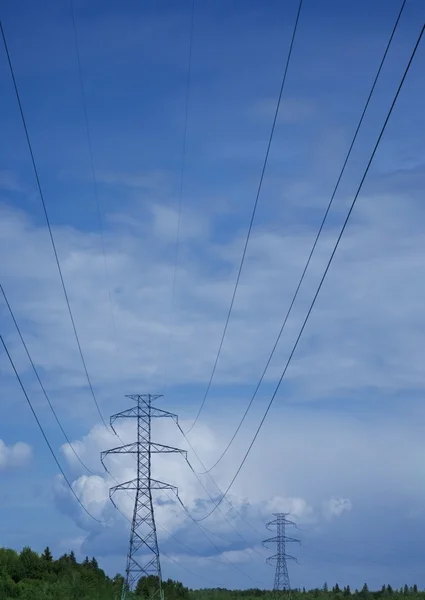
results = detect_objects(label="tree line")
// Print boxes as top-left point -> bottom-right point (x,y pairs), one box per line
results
193,584 -> 425,600
0,546 -> 190,600
1,545 -> 423,600
0,546 -> 124,599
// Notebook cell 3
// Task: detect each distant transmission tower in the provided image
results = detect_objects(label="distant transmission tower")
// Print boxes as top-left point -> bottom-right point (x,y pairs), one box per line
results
263,513 -> 299,593
101,394 -> 186,600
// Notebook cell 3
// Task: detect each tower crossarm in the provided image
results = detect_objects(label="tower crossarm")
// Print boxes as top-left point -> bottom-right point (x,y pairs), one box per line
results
283,536 -> 300,544
150,478 -> 179,492
110,407 -> 140,433
266,553 -> 298,564
100,443 -> 138,470
109,477 -> 179,495
263,535 -> 299,546
262,536 -> 278,547
102,442 -> 138,456
110,477 -> 139,494
125,394 -> 162,403
150,407 -> 179,423
150,442 -> 187,458
266,514 -> 296,526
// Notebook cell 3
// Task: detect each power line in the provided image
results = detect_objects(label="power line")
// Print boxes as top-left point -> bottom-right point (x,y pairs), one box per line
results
0,19 -> 110,432
199,522 -> 242,545
195,21 -> 425,522
185,0 -> 304,434
102,435 -> 261,585
171,490 -> 264,586
198,0 -> 408,476
164,0 -> 196,386
69,2 -> 131,450
159,548 -> 216,586
115,500 -> 227,568
103,414 -> 254,567
176,422 -> 264,537
102,396 -> 257,591
162,488 -> 264,559
106,455 -> 257,585
103,464 -> 261,583
158,522 -> 227,569
113,503 -> 218,586
107,473 -> 228,573
0,283 -> 95,475
161,490 -> 237,544
69,0 -> 122,378
183,446 -> 262,542
0,332 -> 107,524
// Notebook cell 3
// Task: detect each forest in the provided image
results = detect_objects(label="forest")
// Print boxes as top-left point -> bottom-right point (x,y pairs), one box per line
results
0,545 -> 424,600
195,584 -> 425,600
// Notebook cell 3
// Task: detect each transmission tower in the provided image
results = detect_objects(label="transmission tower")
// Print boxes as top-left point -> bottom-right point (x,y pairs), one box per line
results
263,513 -> 299,593
101,394 -> 186,600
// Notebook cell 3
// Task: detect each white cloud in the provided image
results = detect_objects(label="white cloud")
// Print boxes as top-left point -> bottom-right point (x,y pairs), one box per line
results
0,185 -> 424,410
261,496 -> 314,521
53,473 -> 112,533
53,404 -> 416,563
1,186 -> 424,568
53,415 -> 317,560
0,439 -> 32,470
322,498 -> 353,520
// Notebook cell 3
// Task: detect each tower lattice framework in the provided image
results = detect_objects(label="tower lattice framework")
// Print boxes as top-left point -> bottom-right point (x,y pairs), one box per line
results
101,394 -> 186,600
263,513 -> 299,592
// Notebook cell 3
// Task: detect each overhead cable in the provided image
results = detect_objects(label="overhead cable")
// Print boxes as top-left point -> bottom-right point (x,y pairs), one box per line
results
199,0 -> 408,475
0,284 -> 95,475
0,333 -> 107,524
185,0 -> 304,434
177,422 -> 264,538
108,469 -> 258,585
69,0 -> 122,377
195,21 -> 425,521
170,491 -> 264,585
164,0 -> 196,386
0,20 -> 110,432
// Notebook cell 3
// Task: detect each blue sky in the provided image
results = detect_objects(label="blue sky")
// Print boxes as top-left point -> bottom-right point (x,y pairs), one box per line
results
1,0 -> 425,591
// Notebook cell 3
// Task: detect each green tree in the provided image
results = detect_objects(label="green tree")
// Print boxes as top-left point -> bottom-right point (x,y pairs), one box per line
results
41,547 -> 53,563
0,572 -> 18,598
0,547 -> 21,583
135,575 -> 161,599
20,546 -> 42,580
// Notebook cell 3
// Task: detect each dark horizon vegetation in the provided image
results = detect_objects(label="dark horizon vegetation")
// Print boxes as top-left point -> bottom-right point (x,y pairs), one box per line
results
0,546 -> 424,600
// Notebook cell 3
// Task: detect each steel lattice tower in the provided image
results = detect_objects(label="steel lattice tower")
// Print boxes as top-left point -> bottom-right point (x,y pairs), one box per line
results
101,394 -> 186,600
263,513 -> 299,593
